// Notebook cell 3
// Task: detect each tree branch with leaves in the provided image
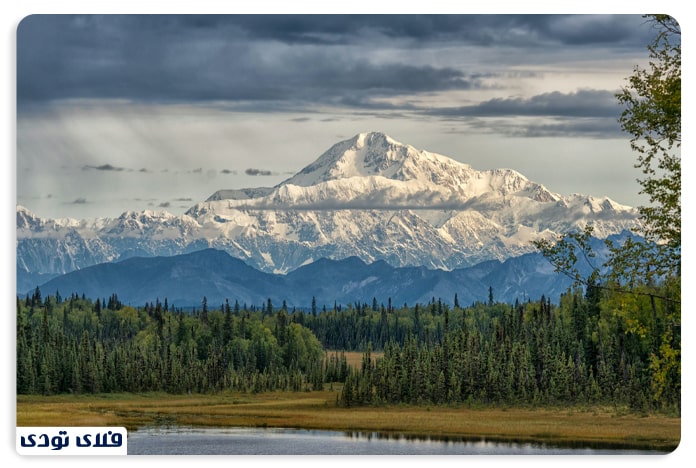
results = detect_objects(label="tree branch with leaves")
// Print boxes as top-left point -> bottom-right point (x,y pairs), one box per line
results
614,14 -> 681,280
535,15 -> 680,299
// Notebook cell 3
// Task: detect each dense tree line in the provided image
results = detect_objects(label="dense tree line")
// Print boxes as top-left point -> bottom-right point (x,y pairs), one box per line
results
337,285 -> 679,414
17,281 -> 679,415
301,296 -> 457,351
16,291 -> 328,395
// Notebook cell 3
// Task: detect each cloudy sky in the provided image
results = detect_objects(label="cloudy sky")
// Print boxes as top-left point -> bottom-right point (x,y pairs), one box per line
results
16,13 -> 672,219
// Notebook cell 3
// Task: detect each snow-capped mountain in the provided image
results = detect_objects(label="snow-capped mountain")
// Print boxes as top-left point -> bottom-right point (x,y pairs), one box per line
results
207,132 -> 561,210
17,131 -> 641,291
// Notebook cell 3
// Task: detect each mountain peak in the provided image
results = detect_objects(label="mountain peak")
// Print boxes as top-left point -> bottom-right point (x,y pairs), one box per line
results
17,205 -> 39,230
200,132 -> 573,210
280,131 -> 470,188
280,131 -> 409,186
353,131 -> 398,149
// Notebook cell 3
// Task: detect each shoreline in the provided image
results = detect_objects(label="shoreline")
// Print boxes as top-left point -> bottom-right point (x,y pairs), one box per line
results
16,390 -> 681,452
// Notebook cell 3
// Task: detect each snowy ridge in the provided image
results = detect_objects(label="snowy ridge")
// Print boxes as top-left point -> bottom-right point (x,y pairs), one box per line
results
17,132 -> 641,287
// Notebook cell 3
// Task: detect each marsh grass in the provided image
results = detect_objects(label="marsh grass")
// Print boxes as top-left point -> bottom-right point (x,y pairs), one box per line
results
16,391 -> 680,451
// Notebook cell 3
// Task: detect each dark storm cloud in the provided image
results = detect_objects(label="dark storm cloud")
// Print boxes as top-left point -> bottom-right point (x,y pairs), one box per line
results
245,168 -> 274,176
176,14 -> 651,46
522,119 -> 624,138
430,90 -> 620,119
82,164 -> 125,171
17,15 -> 474,107
463,117 -> 624,139
524,14 -> 655,45
17,15 -> 650,109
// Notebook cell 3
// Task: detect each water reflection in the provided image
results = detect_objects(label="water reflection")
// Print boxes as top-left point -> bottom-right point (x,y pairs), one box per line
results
341,430 -> 663,452
127,426 -> 668,455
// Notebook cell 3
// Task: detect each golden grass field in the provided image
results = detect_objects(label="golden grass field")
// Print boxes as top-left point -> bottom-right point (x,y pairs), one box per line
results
16,389 -> 680,451
328,350 -> 383,368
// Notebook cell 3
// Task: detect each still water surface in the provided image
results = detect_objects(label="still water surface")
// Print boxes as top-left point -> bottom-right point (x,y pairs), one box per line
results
127,426 -> 664,455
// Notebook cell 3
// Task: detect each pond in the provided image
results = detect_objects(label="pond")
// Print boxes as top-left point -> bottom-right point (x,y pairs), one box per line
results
126,426 -> 667,455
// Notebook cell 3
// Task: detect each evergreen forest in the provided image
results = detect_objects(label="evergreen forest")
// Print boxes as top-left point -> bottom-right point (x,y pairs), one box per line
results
16,281 -> 680,415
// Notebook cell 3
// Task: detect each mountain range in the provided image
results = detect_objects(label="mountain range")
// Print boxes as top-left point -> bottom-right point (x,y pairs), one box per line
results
17,131 -> 641,295
31,237 -> 623,308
